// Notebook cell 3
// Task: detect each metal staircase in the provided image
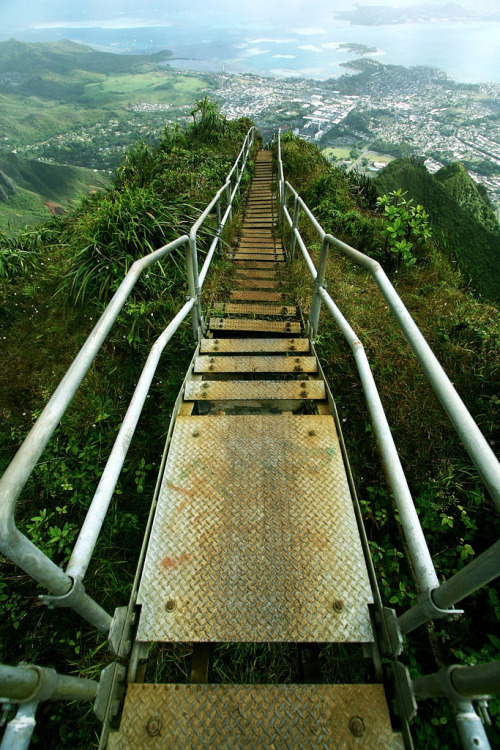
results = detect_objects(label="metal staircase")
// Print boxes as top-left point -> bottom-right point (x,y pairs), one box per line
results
1,133 -> 499,750
108,150 -> 399,746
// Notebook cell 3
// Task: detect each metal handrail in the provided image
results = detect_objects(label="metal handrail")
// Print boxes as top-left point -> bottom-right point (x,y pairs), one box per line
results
276,129 -> 500,627
276,129 -> 500,747
0,127 -> 255,633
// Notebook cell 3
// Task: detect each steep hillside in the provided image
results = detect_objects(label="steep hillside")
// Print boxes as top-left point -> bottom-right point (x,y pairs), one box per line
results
0,154 -> 108,234
0,38 -> 172,79
375,159 -> 500,304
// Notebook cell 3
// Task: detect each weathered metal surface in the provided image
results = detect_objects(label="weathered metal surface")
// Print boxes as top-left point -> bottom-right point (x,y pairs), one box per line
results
200,338 -> 310,354
234,254 -> 285,262
233,269 -> 277,278
136,414 -> 373,642
230,291 -> 284,302
213,302 -> 296,316
234,261 -> 279,269
234,278 -> 279,289
184,380 -> 326,401
194,355 -> 317,373
108,683 -> 403,749
209,317 -> 300,333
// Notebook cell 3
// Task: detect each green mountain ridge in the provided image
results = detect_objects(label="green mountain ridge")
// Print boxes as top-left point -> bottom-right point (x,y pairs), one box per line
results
375,158 -> 500,304
0,153 -> 109,234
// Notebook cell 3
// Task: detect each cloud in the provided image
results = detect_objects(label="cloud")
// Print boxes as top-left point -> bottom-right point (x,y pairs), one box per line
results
247,37 -> 292,44
321,42 -> 343,50
298,45 -> 322,52
272,54 -> 296,59
292,27 -> 327,36
238,46 -> 269,58
32,18 -> 171,30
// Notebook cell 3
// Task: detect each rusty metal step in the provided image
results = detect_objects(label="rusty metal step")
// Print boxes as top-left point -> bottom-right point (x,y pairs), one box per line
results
214,302 -> 296,316
230,291 -> 284,302
233,269 -> 277,279
234,261 -> 280,269
234,278 -> 279,288
234,254 -> 285,262
194,355 -> 317,374
186,380 -> 325,401
109,683 -> 403,749
209,318 -> 301,334
200,338 -> 310,354
135,413 -> 372,642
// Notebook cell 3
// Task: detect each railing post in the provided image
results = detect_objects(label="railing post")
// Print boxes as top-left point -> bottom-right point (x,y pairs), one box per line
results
216,196 -> 222,253
186,236 -> 202,340
289,195 -> 299,261
226,181 -> 232,221
309,235 -> 329,339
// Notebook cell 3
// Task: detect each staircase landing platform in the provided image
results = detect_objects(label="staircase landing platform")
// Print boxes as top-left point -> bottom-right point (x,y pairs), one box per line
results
108,683 -> 404,749
136,414 -> 373,643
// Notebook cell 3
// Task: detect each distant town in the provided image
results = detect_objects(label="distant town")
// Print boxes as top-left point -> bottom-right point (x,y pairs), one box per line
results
217,63 -> 500,214
9,59 -> 500,215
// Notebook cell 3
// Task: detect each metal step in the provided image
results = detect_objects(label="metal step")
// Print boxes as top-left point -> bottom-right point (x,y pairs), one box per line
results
108,683 -> 403,749
136,414 -> 373,643
234,279 -> 279,288
234,261 -> 280,269
230,291 -> 284,302
200,338 -> 310,354
209,318 -> 300,333
233,269 -> 277,278
185,380 -> 326,401
234,254 -> 285,262
194,355 -> 317,373
213,302 -> 297,316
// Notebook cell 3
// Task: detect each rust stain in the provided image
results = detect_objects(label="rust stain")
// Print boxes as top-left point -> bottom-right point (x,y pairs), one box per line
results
166,481 -> 195,497
161,551 -> 192,570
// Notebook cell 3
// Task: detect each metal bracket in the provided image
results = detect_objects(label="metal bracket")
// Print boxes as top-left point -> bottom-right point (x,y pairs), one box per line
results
108,606 -> 136,658
386,661 -> 418,725
378,607 -> 403,658
94,662 -> 126,724
39,577 -> 85,611
399,587 -> 463,635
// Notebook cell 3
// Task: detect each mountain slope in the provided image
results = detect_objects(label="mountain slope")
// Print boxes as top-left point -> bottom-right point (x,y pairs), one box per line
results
0,153 -> 108,234
375,159 -> 500,304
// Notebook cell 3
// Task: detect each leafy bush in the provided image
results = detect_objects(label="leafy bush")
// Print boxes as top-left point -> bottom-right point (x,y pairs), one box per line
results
377,188 -> 432,268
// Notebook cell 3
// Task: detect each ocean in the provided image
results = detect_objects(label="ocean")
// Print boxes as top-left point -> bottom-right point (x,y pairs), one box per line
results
6,18 -> 500,84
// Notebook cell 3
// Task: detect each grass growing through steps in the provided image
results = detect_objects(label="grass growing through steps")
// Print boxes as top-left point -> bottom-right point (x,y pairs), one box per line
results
277,135 -> 500,748
0,106 -> 259,748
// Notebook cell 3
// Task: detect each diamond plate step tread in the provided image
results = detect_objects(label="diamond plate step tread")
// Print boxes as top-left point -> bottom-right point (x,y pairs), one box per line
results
136,414 -> 373,642
200,338 -> 310,354
213,302 -> 296,316
234,261 -> 280,269
185,380 -> 326,401
230,291 -> 284,302
233,270 -> 277,278
108,684 -> 403,749
233,253 -> 285,263
209,318 -> 300,333
194,355 -> 318,374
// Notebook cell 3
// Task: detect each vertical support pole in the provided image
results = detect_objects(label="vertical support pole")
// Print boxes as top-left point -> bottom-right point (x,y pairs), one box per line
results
216,197 -> 222,253
289,195 -> 299,261
226,182 -> 232,221
309,235 -> 329,339
186,237 -> 201,341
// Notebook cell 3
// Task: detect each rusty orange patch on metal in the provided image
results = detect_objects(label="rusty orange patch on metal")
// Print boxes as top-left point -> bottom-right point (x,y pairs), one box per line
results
161,552 -> 192,570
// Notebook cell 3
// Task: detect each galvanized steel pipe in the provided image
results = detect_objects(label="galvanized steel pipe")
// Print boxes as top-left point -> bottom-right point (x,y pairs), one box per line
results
66,298 -> 196,582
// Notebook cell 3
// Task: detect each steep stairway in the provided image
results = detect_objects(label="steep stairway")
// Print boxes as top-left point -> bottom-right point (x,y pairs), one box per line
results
107,151 -> 403,748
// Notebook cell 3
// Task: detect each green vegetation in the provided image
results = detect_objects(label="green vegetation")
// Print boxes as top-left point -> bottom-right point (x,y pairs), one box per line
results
278,134 -> 500,747
0,38 -> 219,174
375,158 -> 500,304
0,101 -> 258,747
0,153 -> 109,234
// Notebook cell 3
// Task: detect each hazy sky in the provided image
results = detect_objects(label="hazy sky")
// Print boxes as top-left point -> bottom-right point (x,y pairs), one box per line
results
1,1 -> 494,33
